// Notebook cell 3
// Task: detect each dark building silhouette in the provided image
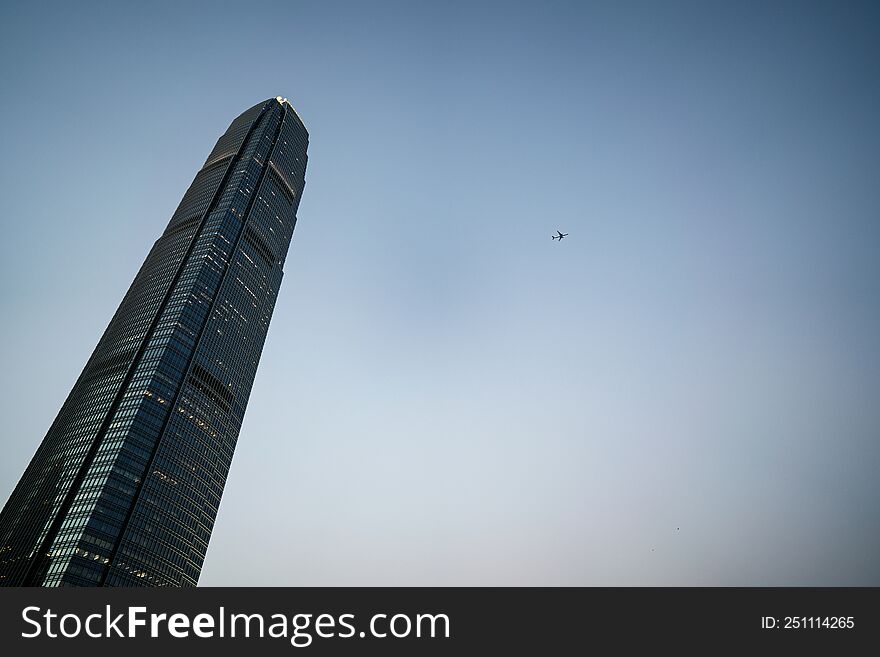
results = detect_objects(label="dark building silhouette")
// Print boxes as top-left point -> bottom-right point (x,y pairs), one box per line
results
0,98 -> 308,586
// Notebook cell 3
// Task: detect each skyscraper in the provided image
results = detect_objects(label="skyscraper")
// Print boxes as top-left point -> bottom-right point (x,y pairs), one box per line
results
0,97 -> 308,586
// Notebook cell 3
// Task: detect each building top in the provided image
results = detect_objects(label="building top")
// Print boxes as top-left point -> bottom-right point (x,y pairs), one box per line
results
275,96 -> 306,132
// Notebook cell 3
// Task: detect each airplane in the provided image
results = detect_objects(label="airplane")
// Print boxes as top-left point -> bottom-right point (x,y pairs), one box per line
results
552,230 -> 568,241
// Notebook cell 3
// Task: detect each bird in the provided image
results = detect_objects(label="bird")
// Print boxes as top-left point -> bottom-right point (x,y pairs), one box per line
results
551,230 -> 568,241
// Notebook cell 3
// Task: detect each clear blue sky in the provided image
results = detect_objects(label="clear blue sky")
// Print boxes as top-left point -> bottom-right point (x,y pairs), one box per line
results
1,0 -> 878,585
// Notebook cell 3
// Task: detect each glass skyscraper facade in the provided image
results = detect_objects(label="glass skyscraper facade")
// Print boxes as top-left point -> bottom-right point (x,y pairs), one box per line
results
0,97 -> 308,586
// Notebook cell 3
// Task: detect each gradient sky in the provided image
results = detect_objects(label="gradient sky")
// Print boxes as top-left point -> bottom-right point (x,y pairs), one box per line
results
0,0 -> 878,585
